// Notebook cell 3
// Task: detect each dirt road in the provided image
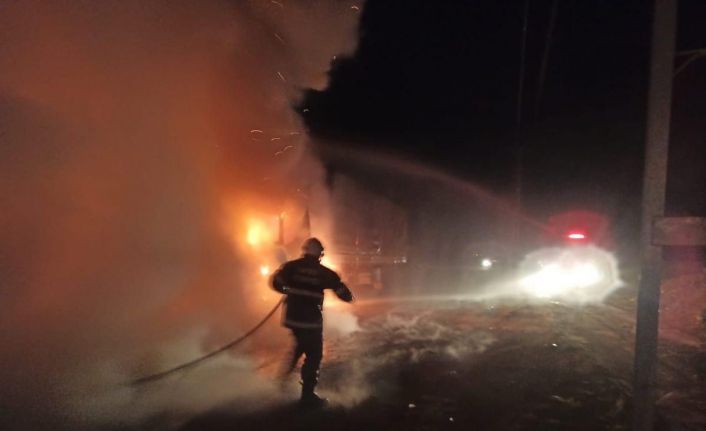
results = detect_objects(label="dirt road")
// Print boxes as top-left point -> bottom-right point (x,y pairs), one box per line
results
177,289 -> 660,431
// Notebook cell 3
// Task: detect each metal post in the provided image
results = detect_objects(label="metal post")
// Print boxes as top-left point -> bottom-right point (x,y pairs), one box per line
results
534,0 -> 559,118
632,1 -> 677,430
513,0 -> 529,243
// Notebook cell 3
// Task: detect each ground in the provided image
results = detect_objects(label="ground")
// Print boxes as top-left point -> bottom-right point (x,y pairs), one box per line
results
169,279 -> 706,431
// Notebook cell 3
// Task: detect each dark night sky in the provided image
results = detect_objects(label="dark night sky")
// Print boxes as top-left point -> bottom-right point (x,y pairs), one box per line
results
301,0 -> 706,260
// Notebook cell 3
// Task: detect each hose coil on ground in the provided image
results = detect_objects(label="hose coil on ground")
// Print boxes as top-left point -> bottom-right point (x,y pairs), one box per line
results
129,298 -> 284,386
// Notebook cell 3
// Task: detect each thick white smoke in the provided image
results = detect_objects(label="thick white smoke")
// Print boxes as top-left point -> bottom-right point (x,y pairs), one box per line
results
0,1 -> 362,429
472,246 -> 623,304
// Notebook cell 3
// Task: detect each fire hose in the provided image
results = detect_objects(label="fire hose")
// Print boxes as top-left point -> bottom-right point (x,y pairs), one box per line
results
129,297 -> 284,387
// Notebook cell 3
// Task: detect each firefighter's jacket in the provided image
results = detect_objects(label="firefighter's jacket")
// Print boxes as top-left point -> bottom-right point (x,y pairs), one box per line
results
271,255 -> 353,329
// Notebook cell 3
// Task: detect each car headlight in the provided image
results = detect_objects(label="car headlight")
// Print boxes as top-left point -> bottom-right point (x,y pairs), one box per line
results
516,246 -> 622,303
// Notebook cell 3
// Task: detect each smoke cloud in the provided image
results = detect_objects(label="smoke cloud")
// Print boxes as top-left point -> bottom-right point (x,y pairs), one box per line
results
322,308 -> 496,406
470,246 -> 623,304
0,1 -> 362,429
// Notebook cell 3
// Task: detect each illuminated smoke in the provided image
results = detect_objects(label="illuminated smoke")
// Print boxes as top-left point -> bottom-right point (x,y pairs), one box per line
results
517,246 -> 623,303
324,303 -> 361,337
0,0 -> 362,429
323,310 -> 495,406
474,246 -> 623,304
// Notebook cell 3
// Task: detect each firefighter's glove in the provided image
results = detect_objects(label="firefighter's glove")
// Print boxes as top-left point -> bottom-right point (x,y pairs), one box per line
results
334,283 -> 354,303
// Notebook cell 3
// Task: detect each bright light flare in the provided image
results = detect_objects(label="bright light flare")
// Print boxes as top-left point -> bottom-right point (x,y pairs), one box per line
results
320,255 -> 338,270
481,258 -> 493,269
520,262 -> 602,298
567,232 -> 586,240
246,219 -> 272,247
517,246 -> 622,303
259,265 -> 270,277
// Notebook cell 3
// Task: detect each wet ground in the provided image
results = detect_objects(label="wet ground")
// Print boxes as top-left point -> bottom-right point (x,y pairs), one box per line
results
166,286 -> 634,431
157,282 -> 697,431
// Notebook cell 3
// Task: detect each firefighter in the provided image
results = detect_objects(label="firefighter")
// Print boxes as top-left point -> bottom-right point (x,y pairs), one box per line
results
271,237 -> 353,406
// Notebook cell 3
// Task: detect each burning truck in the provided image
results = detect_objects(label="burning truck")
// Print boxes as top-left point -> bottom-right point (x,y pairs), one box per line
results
243,174 -> 408,297
326,175 -> 409,294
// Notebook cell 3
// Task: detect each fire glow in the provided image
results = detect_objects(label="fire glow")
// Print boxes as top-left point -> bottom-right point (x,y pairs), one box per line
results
0,0 -> 364,427
246,219 -> 274,247
259,265 -> 271,277
320,254 -> 338,270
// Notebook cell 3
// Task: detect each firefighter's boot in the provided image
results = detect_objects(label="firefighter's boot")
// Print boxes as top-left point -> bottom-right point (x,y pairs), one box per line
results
300,382 -> 327,407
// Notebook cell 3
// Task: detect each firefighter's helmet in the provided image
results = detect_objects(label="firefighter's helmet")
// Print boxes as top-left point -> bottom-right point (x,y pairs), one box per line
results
302,237 -> 324,258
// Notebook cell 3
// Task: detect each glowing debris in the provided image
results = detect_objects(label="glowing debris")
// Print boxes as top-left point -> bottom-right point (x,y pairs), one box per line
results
274,145 -> 293,156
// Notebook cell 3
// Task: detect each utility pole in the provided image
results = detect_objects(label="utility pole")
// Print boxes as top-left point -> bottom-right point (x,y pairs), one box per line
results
513,0 -> 529,244
632,0 -> 677,430
534,0 -> 559,118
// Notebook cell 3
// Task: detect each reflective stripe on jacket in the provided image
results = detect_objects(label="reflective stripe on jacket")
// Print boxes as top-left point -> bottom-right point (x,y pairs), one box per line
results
271,255 -> 353,329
